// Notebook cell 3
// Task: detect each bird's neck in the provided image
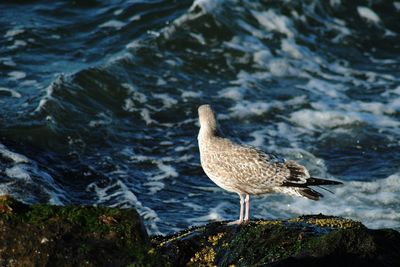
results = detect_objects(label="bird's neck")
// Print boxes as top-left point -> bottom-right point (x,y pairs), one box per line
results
198,111 -> 218,149
198,126 -> 216,141
198,125 -> 217,144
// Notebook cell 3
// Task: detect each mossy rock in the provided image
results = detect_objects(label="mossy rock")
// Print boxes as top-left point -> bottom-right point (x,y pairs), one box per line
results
2,195 -> 400,267
153,215 -> 400,267
0,195 -> 161,267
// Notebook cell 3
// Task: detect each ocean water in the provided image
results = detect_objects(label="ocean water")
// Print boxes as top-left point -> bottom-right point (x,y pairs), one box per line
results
1,0 -> 399,235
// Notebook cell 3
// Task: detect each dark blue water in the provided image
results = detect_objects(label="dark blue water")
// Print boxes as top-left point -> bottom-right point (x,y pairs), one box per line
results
1,0 -> 399,235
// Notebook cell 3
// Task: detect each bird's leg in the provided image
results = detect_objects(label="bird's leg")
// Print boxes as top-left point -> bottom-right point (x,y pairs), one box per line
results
228,193 -> 245,225
244,194 -> 250,224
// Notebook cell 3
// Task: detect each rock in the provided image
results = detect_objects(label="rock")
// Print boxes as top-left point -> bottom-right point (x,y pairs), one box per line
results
1,195 -> 399,267
153,215 -> 400,267
0,195 -> 160,267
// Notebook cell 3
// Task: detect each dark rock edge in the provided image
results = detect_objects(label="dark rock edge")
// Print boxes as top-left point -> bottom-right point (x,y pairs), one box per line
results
1,195 -> 399,267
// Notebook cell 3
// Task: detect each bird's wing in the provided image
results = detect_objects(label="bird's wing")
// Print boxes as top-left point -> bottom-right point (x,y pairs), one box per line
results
281,160 -> 343,187
206,139 -> 290,187
281,160 -> 310,184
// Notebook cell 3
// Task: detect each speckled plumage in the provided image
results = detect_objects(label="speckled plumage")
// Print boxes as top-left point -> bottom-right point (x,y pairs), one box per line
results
197,104 -> 342,225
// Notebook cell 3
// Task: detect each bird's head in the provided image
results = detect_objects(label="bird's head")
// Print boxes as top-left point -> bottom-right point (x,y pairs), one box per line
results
198,104 -> 217,136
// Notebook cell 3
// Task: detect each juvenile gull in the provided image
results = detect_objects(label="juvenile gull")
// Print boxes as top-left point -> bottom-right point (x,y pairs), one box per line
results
197,104 -> 342,225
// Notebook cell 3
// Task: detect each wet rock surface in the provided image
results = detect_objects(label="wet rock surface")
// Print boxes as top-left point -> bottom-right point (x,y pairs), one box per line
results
153,215 -> 400,267
0,195 -> 154,267
1,195 -> 399,267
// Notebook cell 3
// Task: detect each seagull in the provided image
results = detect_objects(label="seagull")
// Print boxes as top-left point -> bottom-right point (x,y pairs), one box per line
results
197,104 -> 342,225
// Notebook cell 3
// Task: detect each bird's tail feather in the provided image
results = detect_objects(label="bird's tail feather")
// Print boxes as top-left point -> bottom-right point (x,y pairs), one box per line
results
283,177 -> 343,187
298,188 -> 323,201
307,177 -> 343,186
316,185 -> 334,194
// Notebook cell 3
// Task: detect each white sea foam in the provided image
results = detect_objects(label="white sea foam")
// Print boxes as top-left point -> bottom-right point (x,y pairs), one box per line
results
357,6 -> 381,24
121,82 -> 137,93
290,110 -> 350,130
51,34 -> 61,39
368,56 -> 397,65
181,90 -> 202,99
156,77 -> 167,86
218,86 -> 246,101
0,57 -> 16,67
0,183 -> 11,196
190,32 -> 206,45
129,14 -> 141,21
144,181 -> 165,194
230,101 -> 275,117
89,112 -> 112,127
144,161 -> 179,194
0,146 -> 66,205
87,179 -> 162,234
247,129 -> 266,147
189,0 -> 223,14
387,98 -> 400,113
290,109 -> 399,131
348,101 -> 398,115
8,71 -> 26,80
253,50 -> 273,67
20,80 -> 39,87
329,18 -> 351,43
225,35 -> 267,53
0,87 -> 21,98
229,96 -> 306,118
0,143 -> 30,163
163,0 -> 224,40
114,9 -> 123,16
174,144 -> 191,153
141,108 -> 156,124
147,30 -> 160,37
251,9 -> 295,38
9,40 -> 27,50
266,59 -> 299,77
5,28 -> 25,38
122,84 -> 147,108
183,202 -> 204,211
297,78 -> 346,98
153,93 -> 178,108
126,39 -> 141,49
281,39 -> 302,59
383,85 -> 400,97
229,70 -> 283,90
5,165 -> 31,181
165,59 -> 179,67
257,173 -> 400,230
237,18 -> 269,40
99,19 -> 126,30
186,202 -> 229,225
34,83 -> 54,112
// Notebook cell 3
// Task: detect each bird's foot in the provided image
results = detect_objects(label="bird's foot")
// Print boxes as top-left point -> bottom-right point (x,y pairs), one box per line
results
227,219 -> 250,225
227,219 -> 243,225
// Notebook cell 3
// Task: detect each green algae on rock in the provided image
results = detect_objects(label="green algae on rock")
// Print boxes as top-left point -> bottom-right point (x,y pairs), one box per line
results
153,216 -> 400,267
0,195 -> 158,267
